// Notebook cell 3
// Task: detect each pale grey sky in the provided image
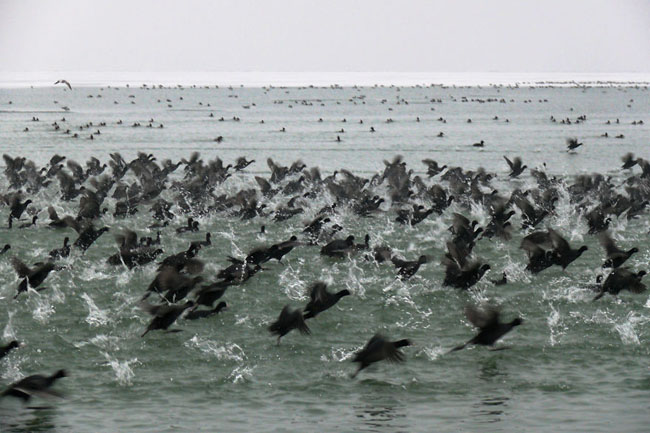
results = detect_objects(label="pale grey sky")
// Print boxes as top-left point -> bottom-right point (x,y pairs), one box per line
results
1,0 -> 649,73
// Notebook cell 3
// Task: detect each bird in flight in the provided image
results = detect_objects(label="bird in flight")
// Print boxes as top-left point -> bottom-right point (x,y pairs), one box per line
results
54,79 -> 72,90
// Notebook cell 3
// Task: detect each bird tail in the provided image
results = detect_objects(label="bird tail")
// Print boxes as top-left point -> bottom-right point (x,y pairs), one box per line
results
592,291 -> 605,301
141,328 -> 150,338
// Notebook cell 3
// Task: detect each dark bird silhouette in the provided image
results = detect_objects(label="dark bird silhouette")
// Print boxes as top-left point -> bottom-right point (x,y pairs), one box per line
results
185,302 -> 227,320
140,300 -> 195,337
599,232 -> 638,268
54,79 -> 72,90
503,156 -> 527,177
73,224 -> 109,252
193,281 -> 229,307
12,258 -> 58,298
450,305 -> 523,352
566,137 -> 583,152
391,255 -> 428,280
593,268 -> 646,301
303,282 -> 350,319
0,340 -> 20,360
49,237 -> 70,259
1,369 -> 67,402
320,235 -> 355,258
351,334 -> 411,378
268,305 -> 310,344
548,228 -> 588,269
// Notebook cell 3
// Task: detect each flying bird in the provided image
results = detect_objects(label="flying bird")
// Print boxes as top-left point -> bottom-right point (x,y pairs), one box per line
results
54,79 -> 72,90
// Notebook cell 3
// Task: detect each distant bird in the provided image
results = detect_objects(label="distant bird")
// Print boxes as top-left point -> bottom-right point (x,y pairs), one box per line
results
566,137 -> 583,152
473,140 -> 485,147
1,369 -> 67,402
490,272 -> 508,286
450,305 -> 523,352
0,340 -> 20,360
54,79 -> 72,90
351,334 -> 411,378
268,305 -> 310,344
303,282 -> 350,319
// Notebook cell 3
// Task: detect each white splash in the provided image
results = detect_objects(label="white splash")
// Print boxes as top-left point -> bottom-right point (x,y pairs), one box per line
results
81,293 -> 110,327
102,352 -> 137,386
186,336 -> 247,362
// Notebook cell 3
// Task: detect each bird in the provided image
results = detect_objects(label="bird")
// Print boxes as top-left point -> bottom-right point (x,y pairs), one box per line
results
450,305 -> 523,352
593,268 -> 646,301
548,228 -> 588,270
391,255 -> 428,280
140,300 -> 195,337
566,137 -> 583,152
320,235 -> 355,258
351,334 -> 411,378
1,369 -> 67,402
303,282 -> 350,319
503,156 -> 527,177
599,232 -> 638,268
268,305 -> 310,344
185,302 -> 227,320
49,237 -> 70,259
54,79 -> 72,90
0,340 -> 20,360
11,258 -> 58,298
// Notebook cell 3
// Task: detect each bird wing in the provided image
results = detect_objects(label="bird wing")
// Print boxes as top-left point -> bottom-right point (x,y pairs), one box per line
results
548,228 -> 570,254
11,258 -> 32,278
465,305 -> 500,329
503,156 -> 514,170
598,232 -> 621,256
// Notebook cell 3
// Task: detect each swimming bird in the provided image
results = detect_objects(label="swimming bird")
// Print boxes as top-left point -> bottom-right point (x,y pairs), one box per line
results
473,140 -> 485,147
0,340 -> 20,360
450,305 -> 523,352
140,300 -> 195,337
351,334 -> 411,378
268,305 -> 310,344
1,369 -> 67,402
303,282 -> 350,319
49,237 -> 70,259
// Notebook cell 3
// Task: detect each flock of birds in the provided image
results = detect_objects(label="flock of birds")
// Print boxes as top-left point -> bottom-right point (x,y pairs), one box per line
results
0,139 -> 648,402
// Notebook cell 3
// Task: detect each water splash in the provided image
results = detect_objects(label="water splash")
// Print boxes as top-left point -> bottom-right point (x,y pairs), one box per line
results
186,336 -> 247,362
102,352 -> 137,386
81,293 -> 110,327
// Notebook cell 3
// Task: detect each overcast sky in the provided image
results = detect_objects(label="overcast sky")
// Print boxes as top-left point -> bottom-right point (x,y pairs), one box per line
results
1,0 -> 648,73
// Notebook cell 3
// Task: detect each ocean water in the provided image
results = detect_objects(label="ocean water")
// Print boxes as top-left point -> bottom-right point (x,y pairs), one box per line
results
0,80 -> 648,432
